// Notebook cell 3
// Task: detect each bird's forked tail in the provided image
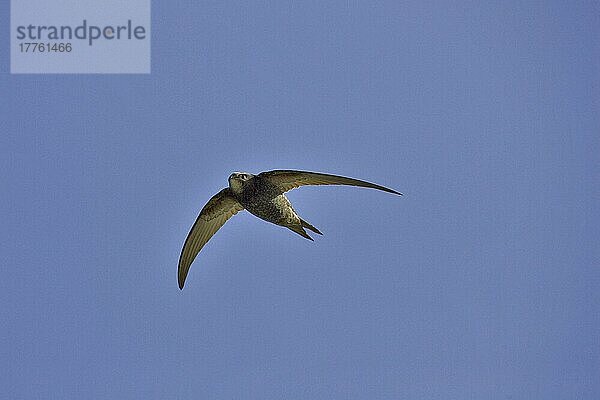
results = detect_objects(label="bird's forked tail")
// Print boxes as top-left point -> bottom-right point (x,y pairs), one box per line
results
300,218 -> 323,236
286,218 -> 323,241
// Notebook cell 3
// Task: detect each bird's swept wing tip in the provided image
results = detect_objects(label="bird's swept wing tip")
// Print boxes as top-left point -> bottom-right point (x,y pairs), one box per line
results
382,187 -> 402,196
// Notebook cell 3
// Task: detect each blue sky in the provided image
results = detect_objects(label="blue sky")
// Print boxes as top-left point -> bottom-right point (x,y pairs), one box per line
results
1,1 -> 599,399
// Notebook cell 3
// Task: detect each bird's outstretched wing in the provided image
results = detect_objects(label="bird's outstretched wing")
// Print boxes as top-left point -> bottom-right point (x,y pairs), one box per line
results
178,188 -> 244,289
258,170 -> 402,195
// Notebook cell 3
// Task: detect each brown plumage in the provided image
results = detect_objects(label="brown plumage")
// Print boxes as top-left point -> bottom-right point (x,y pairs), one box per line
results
178,170 -> 402,289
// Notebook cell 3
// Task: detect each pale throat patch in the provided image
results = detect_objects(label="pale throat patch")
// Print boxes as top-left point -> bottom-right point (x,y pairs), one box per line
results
229,178 -> 244,194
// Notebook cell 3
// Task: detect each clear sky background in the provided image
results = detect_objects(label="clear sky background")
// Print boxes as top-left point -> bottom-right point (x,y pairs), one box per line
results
1,1 -> 599,399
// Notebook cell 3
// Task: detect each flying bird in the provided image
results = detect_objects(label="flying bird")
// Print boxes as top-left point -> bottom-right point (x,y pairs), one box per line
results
178,170 -> 402,289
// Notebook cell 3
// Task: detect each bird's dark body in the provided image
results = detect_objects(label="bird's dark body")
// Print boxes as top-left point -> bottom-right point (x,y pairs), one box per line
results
232,175 -> 299,227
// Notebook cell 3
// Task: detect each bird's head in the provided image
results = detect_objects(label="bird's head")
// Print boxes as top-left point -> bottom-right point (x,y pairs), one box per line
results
228,171 -> 253,194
